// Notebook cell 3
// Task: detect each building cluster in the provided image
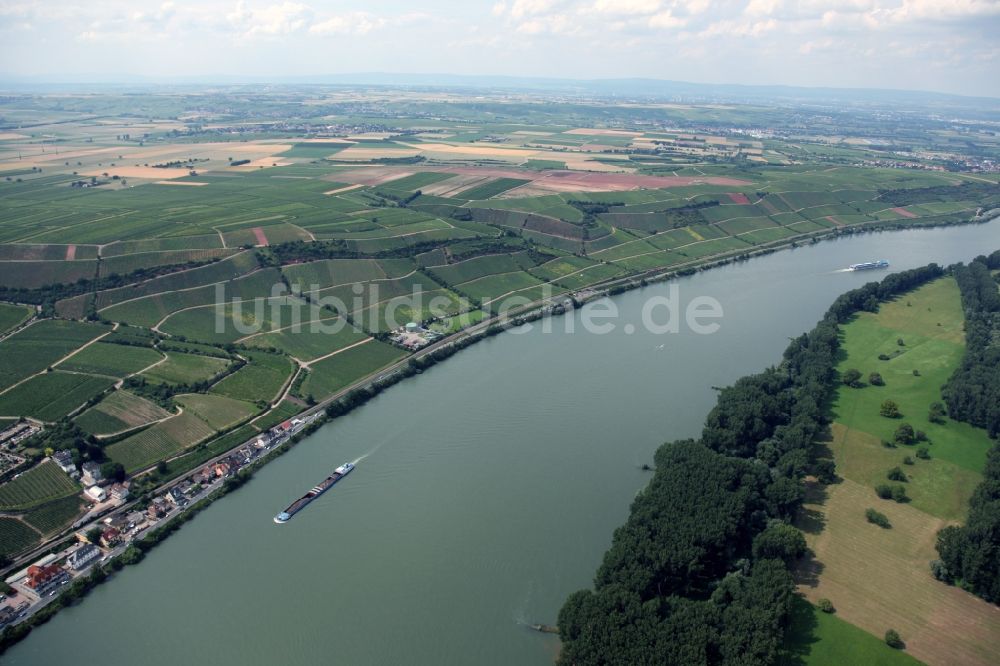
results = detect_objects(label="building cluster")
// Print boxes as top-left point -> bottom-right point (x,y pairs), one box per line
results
389,321 -> 443,351
0,421 -> 40,450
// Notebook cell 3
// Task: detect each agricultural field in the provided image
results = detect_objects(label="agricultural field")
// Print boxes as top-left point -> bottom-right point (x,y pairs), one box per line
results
74,389 -> 172,436
209,351 -> 295,403
0,371 -> 115,422
173,393 -> 257,431
0,518 -> 40,558
140,352 -> 230,386
0,87 -> 996,593
0,302 -> 32,335
0,460 -> 78,511
57,342 -> 163,377
795,277 -> 1000,666
0,320 -> 111,391
298,340 -> 406,401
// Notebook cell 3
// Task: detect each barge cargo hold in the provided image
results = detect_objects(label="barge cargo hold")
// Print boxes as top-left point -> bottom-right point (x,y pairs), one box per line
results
274,462 -> 355,524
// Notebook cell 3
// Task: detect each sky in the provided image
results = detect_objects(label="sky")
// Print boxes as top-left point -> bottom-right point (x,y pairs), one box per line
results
0,0 -> 998,97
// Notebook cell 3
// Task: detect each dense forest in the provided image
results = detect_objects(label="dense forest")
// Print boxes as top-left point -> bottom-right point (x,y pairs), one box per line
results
556,263 -> 946,665
935,250 -> 1000,603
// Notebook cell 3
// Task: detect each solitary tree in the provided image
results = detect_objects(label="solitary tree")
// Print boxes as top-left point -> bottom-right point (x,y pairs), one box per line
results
880,399 -> 901,418
894,423 -> 915,446
869,372 -> 885,386
885,629 -> 904,649
928,402 -> 946,424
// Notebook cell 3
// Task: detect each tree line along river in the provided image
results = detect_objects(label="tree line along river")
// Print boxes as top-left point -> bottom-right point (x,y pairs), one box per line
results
5,221 -> 998,666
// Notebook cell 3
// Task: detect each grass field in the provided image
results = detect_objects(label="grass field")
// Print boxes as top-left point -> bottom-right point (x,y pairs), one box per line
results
0,461 -> 78,511
795,277 -> 1000,666
0,371 -> 115,421
831,278 -> 994,517
0,302 -> 32,335
779,596 -> 922,666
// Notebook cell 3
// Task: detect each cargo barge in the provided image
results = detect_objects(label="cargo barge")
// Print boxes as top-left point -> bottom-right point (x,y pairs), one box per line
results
849,260 -> 889,271
274,462 -> 354,524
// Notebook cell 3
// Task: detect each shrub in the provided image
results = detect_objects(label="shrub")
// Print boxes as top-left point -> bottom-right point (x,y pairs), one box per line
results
880,399 -> 901,418
893,422 -> 915,445
878,353 -> 891,361
916,446 -> 930,460
842,368 -> 863,387
817,598 -> 835,613
813,459 -> 837,484
875,484 -> 893,499
891,485 -> 908,503
902,455 -> 914,465
885,629 -> 904,649
866,508 -> 891,528
915,430 -> 928,442
930,559 -> 951,582
897,338 -> 905,346
913,369 -> 920,376
928,401 -> 946,424
887,466 -> 907,482
869,372 -> 884,386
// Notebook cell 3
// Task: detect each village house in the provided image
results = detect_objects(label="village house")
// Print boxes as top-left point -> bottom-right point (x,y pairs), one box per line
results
52,450 -> 77,477
67,544 -> 101,571
25,564 -> 69,595
99,527 -> 121,549
81,461 -> 103,486
109,482 -> 129,502
85,485 -> 107,502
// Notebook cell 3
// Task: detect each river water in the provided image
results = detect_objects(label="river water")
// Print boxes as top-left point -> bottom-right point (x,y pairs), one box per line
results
6,222 -> 998,666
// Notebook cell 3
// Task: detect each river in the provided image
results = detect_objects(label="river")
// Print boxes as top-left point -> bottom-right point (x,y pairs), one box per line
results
6,222 -> 998,665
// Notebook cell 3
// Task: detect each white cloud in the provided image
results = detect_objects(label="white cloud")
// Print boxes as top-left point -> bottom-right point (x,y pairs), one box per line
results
589,0 -> 662,15
227,1 -> 312,38
309,12 -> 385,35
509,0 -> 556,19
649,10 -> 686,28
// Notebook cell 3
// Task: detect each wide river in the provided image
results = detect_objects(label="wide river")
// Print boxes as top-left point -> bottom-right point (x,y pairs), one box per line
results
6,222 -> 998,665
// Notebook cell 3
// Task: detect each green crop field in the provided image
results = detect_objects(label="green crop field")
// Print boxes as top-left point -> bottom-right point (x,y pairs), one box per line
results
243,317 -> 369,362
0,371 -> 115,422
0,319 -> 111,391
0,460 -> 78,511
174,393 -> 257,430
458,178 -> 531,200
298,340 -> 405,401
0,518 -> 40,558
140,352 -> 230,385
210,351 -> 294,403
22,495 -> 86,535
57,342 -> 163,377
0,302 -> 32,335
105,410 -> 218,472
74,389 -> 172,435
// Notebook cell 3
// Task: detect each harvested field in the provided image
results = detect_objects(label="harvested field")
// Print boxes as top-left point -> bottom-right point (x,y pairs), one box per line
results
155,180 -> 209,186
252,227 -> 269,246
795,479 -> 1000,666
892,207 -> 919,219
82,166 -> 193,180
563,128 -> 642,136
75,389 -> 172,435
725,192 -> 752,204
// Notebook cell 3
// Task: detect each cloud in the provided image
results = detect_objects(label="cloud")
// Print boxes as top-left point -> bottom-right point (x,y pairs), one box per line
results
648,10 -> 686,28
588,0 -> 662,15
309,12 -> 386,35
227,1 -> 312,38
